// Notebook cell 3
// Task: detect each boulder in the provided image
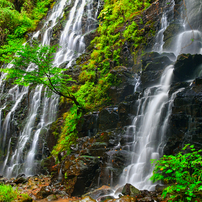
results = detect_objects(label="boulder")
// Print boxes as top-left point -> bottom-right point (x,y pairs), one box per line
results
63,155 -> 100,196
36,186 -> 53,199
83,185 -> 114,200
122,183 -> 141,197
13,176 -> 27,184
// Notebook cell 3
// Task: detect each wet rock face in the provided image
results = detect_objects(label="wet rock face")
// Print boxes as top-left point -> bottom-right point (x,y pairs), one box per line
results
77,112 -> 99,138
163,53 -> 202,154
163,24 -> 183,50
108,67 -> 135,104
118,93 -> 139,127
64,156 -> 100,196
173,54 -> 202,82
165,75 -> 202,154
61,53 -> 202,196
52,73 -> 140,196
48,0 -> 202,198
77,92 -> 139,138
56,128 -> 130,196
98,107 -> 119,131
141,52 -> 175,88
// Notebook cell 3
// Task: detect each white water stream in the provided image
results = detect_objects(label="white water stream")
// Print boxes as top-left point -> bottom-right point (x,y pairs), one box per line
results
54,0 -> 100,67
0,0 -> 101,177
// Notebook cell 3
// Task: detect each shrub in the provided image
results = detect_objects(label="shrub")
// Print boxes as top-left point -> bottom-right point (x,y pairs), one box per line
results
150,144 -> 202,201
0,184 -> 18,202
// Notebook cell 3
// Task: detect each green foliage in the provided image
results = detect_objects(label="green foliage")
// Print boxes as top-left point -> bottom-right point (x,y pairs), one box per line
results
1,43 -> 85,159
0,0 -> 32,41
1,43 -> 82,108
0,0 -> 53,62
150,144 -> 202,201
31,0 -> 53,22
89,0 -> 153,81
0,184 -> 31,201
52,105 -> 82,159
3,44 -> 63,87
0,184 -> 18,202
19,192 -> 33,201
0,37 -> 25,63
81,0 -> 154,106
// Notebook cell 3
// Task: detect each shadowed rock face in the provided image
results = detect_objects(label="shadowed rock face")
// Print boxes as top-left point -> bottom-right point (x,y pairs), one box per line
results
165,76 -> 202,155
141,52 -> 175,88
173,54 -> 202,82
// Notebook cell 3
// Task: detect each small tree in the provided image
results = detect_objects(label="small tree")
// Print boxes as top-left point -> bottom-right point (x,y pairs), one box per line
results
1,43 -> 83,110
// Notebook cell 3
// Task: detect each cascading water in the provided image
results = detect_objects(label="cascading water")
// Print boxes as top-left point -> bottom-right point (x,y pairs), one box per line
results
119,65 -> 174,190
54,0 -> 100,67
164,0 -> 202,55
118,0 -> 202,191
0,0 -> 101,177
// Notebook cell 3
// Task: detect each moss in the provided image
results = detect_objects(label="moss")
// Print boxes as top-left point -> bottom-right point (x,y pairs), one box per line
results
51,0 -> 156,158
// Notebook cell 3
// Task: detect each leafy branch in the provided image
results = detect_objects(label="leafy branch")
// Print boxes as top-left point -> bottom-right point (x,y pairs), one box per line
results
1,43 -> 83,111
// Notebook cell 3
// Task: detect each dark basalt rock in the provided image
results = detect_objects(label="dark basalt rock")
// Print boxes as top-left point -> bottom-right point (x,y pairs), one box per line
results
13,176 -> 27,184
84,30 -> 98,49
98,107 -> 119,131
118,93 -> 139,127
163,23 -> 183,50
77,112 -> 99,138
99,149 -> 131,187
109,67 -> 135,104
119,41 -> 136,70
173,54 -> 202,82
165,76 -> 202,154
51,128 -> 126,195
141,52 -> 174,88
63,155 -> 100,196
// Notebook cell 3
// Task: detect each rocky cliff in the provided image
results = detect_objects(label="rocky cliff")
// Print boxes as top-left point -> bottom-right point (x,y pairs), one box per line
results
1,0 -> 202,200
49,0 -> 202,196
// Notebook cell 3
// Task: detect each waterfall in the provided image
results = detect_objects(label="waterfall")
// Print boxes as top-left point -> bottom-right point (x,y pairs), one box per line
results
0,0 -> 100,177
119,0 -> 202,190
164,0 -> 202,55
54,0 -> 100,67
119,65 -> 174,190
